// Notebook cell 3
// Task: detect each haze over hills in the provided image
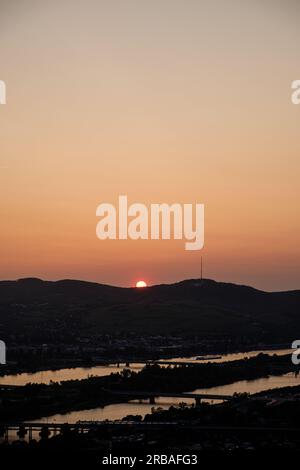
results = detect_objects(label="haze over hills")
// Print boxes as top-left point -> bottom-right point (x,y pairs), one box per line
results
0,278 -> 299,342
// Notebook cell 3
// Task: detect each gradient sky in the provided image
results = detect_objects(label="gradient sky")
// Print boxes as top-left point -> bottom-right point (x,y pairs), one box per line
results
0,0 -> 300,290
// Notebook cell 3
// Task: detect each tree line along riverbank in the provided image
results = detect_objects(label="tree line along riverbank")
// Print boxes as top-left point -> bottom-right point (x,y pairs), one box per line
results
0,353 -> 297,422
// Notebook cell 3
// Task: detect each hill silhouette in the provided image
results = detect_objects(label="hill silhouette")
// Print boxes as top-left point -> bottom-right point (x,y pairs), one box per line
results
0,278 -> 299,341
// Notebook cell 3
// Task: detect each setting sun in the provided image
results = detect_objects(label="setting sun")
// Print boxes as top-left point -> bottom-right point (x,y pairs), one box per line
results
136,280 -> 147,288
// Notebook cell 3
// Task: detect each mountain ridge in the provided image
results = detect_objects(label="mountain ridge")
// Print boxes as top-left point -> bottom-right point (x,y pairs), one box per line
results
0,277 -> 299,341
1,276 -> 299,294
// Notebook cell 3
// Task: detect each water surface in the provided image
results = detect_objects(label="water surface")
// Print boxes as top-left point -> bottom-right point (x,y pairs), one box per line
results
0,348 -> 292,386
29,371 -> 300,424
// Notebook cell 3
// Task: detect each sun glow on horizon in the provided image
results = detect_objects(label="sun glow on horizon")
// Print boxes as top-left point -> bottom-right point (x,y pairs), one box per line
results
136,280 -> 147,288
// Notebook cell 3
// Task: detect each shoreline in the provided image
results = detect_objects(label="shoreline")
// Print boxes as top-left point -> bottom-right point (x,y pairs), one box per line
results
0,343 -> 291,379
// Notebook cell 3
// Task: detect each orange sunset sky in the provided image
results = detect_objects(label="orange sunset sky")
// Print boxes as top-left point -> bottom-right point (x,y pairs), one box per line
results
0,0 -> 300,291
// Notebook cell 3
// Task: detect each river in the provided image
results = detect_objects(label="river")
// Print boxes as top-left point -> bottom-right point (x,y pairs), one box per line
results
2,347 -> 296,442
0,347 -> 292,386
28,371 -> 300,424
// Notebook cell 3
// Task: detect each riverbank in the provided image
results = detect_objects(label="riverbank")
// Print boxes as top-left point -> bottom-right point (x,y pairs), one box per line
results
0,347 -> 292,385
0,343 -> 291,378
0,353 -> 297,422
3,383 -> 300,461
31,372 -> 300,424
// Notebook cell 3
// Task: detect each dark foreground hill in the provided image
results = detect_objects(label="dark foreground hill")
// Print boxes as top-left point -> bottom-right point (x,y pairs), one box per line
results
0,278 -> 299,342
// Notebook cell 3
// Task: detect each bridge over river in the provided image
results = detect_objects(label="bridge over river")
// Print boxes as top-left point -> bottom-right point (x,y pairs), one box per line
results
106,389 -> 233,404
1,421 -> 300,442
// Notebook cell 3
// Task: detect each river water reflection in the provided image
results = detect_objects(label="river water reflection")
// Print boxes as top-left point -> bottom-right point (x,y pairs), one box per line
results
1,347 -> 296,427
30,371 -> 300,424
6,347 -> 297,436
0,348 -> 292,386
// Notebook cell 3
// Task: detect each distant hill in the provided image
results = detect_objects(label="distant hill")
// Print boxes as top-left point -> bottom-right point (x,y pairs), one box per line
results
0,278 -> 299,342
